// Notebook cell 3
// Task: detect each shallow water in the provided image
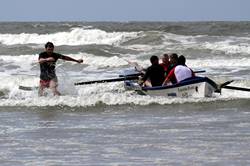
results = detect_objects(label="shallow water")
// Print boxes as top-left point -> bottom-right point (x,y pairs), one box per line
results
0,100 -> 250,165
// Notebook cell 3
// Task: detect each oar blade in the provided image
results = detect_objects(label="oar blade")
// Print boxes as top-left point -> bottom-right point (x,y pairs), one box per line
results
19,86 -> 39,91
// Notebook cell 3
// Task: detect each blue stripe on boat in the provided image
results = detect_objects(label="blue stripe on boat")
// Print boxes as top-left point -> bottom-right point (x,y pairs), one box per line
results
141,77 -> 218,91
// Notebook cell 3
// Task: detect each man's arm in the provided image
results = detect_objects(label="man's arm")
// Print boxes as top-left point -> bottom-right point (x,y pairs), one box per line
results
60,55 -> 83,63
38,57 -> 55,64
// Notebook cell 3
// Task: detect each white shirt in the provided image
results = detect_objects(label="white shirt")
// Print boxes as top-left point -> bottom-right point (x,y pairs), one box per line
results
174,65 -> 193,82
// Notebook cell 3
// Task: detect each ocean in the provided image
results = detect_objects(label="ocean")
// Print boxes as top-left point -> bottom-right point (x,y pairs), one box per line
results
0,22 -> 250,165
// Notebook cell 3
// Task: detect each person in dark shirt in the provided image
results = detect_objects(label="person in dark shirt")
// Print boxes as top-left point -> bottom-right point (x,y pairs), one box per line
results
141,55 -> 165,87
38,42 -> 83,96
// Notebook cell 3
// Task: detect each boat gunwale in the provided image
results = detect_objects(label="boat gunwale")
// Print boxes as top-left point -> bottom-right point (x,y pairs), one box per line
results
141,77 -> 218,91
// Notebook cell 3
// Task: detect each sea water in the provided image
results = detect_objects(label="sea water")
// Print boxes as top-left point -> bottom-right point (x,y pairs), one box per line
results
0,22 -> 250,165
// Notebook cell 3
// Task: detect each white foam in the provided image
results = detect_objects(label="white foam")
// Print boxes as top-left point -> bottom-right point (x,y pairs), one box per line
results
0,28 -> 139,46
1,31 -> 250,107
83,55 -> 128,69
203,40 -> 250,55
188,58 -> 250,68
1,51 -> 250,87
0,53 -> 132,77
0,54 -> 37,73
163,33 -> 250,55
0,78 -> 249,107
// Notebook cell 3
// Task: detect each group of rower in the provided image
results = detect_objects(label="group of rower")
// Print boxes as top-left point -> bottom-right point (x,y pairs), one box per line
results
139,53 -> 195,87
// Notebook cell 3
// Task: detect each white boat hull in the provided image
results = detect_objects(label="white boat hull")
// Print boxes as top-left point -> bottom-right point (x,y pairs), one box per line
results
124,77 -> 218,97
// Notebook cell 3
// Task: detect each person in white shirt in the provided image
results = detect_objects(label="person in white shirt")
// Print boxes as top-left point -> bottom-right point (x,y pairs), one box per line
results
162,55 -> 195,85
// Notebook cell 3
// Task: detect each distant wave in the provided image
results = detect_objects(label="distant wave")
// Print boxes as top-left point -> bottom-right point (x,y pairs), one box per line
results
0,28 -> 139,46
162,33 -> 250,54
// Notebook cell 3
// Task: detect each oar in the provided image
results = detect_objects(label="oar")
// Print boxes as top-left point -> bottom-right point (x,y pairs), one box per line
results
19,85 -> 39,91
119,72 -> 143,77
222,85 -> 250,92
74,75 -> 139,85
217,79 -> 250,92
194,70 -> 206,73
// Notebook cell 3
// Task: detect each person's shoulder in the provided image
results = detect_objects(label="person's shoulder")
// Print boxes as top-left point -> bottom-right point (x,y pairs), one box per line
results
160,62 -> 169,68
39,51 -> 47,55
175,65 -> 190,72
39,51 -> 48,58
52,52 -> 63,58
52,52 -> 62,56
155,64 -> 164,70
158,64 -> 164,68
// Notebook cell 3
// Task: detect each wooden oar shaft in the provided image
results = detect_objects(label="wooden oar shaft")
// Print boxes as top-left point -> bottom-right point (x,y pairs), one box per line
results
74,70 -> 206,86
223,85 -> 250,92
194,70 -> 206,73
74,76 -> 139,85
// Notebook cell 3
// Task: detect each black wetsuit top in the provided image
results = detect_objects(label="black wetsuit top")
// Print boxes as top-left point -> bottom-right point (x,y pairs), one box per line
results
142,64 -> 165,86
39,52 -> 62,80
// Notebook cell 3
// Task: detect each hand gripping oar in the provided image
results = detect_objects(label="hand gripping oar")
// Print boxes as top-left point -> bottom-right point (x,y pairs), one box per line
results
74,75 -> 139,85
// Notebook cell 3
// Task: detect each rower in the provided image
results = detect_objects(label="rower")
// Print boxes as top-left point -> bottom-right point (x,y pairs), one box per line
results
162,55 -> 195,85
139,55 -> 165,87
159,53 -> 170,77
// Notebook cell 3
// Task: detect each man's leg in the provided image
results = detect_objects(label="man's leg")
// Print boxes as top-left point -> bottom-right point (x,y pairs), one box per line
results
38,85 -> 44,96
38,80 -> 47,96
50,79 -> 61,96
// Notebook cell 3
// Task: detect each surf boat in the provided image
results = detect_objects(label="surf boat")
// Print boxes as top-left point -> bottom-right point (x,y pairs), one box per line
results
124,76 -> 221,97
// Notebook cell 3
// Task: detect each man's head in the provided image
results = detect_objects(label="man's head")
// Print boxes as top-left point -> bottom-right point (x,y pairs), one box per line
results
162,53 -> 169,64
178,55 -> 186,65
150,55 -> 159,65
169,53 -> 178,65
45,42 -> 54,54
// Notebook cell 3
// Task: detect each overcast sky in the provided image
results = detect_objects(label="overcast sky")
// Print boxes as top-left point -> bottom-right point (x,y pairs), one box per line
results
0,0 -> 250,21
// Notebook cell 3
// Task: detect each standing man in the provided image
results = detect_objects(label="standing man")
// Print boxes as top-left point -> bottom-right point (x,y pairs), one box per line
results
38,42 -> 83,96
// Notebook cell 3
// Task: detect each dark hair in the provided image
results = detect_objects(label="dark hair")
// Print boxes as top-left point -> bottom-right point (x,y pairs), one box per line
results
170,53 -> 178,60
178,55 -> 186,65
163,53 -> 169,58
45,42 -> 54,48
150,55 -> 159,64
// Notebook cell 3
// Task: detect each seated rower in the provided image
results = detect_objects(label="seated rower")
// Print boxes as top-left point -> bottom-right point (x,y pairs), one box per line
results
139,55 -> 165,87
160,53 -> 170,76
162,55 -> 195,85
